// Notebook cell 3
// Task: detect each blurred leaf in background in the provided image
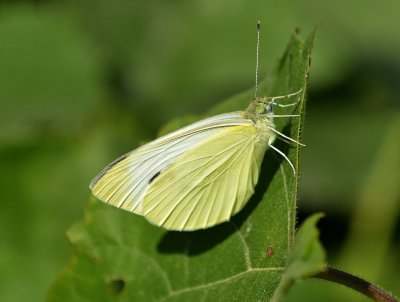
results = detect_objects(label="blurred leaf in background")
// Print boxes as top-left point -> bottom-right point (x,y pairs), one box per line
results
0,0 -> 399,301
0,4 -> 104,302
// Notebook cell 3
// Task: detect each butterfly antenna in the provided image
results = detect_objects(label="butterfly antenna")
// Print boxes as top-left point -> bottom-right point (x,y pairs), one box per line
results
254,21 -> 261,99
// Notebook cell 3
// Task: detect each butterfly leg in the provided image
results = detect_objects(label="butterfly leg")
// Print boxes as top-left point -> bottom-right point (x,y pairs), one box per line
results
268,127 -> 305,147
267,88 -> 303,108
268,137 -> 296,176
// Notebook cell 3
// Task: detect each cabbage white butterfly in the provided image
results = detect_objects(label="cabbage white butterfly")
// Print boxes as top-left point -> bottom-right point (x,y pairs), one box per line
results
90,22 -> 304,231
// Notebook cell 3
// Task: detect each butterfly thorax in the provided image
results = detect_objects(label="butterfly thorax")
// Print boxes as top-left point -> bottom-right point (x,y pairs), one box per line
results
242,97 -> 276,143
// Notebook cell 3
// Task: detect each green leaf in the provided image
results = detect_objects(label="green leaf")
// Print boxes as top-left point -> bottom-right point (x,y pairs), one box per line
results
0,7 -> 102,141
271,213 -> 326,302
47,30 -> 315,302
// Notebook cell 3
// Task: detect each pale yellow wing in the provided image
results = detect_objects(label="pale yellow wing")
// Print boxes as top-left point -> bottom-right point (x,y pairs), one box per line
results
141,125 -> 268,231
90,112 -> 254,214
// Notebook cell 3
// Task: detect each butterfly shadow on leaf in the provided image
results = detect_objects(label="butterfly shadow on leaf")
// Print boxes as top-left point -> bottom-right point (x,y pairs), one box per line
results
157,123 -> 293,256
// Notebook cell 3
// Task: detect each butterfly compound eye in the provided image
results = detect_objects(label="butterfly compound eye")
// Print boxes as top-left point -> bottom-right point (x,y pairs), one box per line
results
255,103 -> 265,114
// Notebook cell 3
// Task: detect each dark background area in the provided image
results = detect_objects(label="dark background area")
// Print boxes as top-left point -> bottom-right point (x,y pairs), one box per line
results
0,1 -> 399,301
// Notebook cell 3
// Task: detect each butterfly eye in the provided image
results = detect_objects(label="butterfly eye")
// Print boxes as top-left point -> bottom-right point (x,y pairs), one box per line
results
255,103 -> 265,114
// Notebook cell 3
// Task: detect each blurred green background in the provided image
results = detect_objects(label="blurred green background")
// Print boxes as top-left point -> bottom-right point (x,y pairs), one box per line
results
0,0 -> 399,301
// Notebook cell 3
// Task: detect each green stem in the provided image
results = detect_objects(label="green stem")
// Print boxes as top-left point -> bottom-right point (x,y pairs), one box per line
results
314,266 -> 398,302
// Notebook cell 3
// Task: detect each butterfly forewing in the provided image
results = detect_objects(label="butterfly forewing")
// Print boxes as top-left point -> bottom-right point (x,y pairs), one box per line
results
90,112 -> 254,215
141,125 -> 269,231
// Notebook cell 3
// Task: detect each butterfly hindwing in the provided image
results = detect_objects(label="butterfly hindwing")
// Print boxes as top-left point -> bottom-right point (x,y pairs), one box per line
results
141,125 -> 268,231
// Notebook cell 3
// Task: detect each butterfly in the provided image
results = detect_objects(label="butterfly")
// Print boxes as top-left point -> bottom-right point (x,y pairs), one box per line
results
90,21 -> 305,231
89,89 -> 304,231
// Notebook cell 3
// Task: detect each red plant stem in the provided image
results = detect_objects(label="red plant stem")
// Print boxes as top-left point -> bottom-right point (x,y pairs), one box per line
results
314,266 -> 398,302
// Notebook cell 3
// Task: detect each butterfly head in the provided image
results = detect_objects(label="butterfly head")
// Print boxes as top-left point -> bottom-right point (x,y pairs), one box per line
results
245,97 -> 274,118
255,99 -> 273,115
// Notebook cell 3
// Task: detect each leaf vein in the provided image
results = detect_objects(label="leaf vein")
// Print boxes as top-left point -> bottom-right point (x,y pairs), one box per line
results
158,267 -> 285,301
